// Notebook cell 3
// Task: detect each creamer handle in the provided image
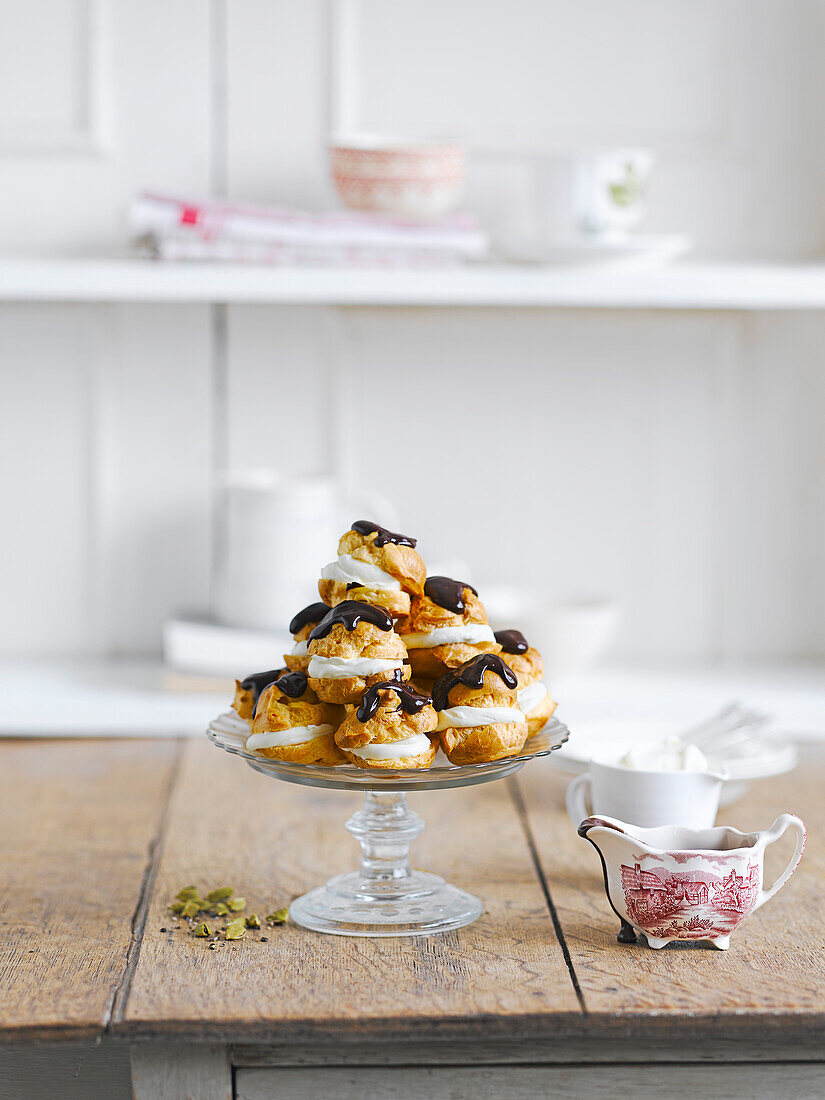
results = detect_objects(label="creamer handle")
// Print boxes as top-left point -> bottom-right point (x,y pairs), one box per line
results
566,774 -> 592,828
754,813 -> 806,911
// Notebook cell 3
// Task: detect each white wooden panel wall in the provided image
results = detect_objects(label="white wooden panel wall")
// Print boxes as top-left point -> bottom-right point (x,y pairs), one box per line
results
0,1 -> 823,662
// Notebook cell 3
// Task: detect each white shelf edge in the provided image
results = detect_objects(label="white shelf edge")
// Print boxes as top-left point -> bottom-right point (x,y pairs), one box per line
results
3,258 -> 825,309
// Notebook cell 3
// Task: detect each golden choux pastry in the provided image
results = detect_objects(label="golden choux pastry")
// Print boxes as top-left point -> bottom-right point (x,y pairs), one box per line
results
306,600 -> 410,704
246,669 -> 346,764
494,629 -> 557,737
335,681 -> 438,769
232,668 -> 287,723
318,520 -> 426,618
432,653 -> 528,765
284,601 -> 330,672
396,576 -> 500,680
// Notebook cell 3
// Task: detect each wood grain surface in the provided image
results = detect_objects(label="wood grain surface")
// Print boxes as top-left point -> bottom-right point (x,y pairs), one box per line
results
0,739 -> 178,1041
235,1063 -> 825,1100
117,738 -> 579,1042
517,752 -> 825,1036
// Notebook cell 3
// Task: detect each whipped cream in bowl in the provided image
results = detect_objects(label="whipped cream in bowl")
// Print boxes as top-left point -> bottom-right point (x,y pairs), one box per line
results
566,737 -> 727,830
619,737 -> 709,773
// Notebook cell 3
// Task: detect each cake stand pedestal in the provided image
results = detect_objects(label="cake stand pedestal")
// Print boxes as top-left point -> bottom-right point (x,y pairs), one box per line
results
207,713 -> 569,938
290,790 -> 482,936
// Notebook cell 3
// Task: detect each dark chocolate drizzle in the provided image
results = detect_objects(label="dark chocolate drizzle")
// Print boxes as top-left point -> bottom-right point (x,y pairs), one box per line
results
248,669 -> 309,716
289,601 -> 330,636
432,653 -> 518,712
355,680 -> 432,724
308,599 -> 393,640
494,629 -> 529,655
269,669 -> 308,699
240,669 -> 286,710
424,575 -> 478,614
351,519 -> 417,549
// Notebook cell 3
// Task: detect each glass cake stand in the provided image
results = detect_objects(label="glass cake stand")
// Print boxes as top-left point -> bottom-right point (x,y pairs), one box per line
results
206,712 -> 570,938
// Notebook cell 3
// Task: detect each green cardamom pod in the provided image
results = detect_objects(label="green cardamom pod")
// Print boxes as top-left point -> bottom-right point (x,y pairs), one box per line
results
225,917 -> 247,940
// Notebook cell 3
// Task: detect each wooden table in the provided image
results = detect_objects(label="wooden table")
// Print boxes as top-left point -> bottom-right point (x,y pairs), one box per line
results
1,737 -> 824,1100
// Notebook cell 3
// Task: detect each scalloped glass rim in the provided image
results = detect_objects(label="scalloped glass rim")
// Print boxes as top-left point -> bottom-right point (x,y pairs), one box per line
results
206,711 -> 570,791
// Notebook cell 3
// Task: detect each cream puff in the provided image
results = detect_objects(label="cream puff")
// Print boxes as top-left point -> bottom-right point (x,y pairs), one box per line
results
396,576 -> 500,680
246,669 -> 346,764
432,653 -> 528,765
284,602 -> 330,673
494,629 -> 557,737
318,520 -> 426,618
335,681 -> 438,769
306,600 -> 410,704
231,669 -> 287,724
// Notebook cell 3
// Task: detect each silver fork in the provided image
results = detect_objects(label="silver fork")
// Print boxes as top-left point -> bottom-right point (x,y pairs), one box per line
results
679,702 -> 774,759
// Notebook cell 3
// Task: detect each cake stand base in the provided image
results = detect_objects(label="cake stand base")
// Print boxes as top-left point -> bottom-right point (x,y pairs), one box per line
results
289,790 -> 482,937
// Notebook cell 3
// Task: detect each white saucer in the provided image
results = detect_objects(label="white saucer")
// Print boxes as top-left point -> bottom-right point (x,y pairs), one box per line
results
500,233 -> 692,270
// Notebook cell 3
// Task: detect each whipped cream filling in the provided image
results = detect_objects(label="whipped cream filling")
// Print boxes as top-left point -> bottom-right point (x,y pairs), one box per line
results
435,706 -> 526,731
400,623 -> 495,649
620,737 -> 709,773
307,655 -> 402,680
517,681 -> 549,714
289,639 -> 309,656
320,554 -> 401,591
347,733 -> 433,760
246,723 -> 335,751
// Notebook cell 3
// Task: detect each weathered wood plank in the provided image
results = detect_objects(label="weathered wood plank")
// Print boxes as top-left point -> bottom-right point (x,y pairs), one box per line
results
130,1042 -> 231,1100
231,1034 -> 825,1067
518,750 -> 825,1037
236,1062 -> 825,1100
119,738 -> 579,1042
0,739 -> 179,1042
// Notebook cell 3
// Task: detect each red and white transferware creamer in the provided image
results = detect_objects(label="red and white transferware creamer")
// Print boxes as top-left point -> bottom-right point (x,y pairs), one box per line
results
578,814 -> 806,950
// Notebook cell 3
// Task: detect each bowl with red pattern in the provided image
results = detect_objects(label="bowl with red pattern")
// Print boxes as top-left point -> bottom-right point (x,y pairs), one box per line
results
329,137 -> 465,219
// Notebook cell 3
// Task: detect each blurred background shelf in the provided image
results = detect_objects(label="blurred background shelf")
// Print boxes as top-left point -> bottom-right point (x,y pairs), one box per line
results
3,658 -> 822,740
7,258 -> 825,308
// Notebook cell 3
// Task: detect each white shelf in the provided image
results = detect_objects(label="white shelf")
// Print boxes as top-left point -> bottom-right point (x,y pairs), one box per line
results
4,257 -> 825,308
0,658 -> 822,739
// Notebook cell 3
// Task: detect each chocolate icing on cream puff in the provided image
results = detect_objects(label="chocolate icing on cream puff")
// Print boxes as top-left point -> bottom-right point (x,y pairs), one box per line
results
424,575 -> 478,614
356,680 -> 432,724
432,653 -> 518,712
241,669 -> 287,710
494,629 -> 529,655
350,520 -> 417,548
265,669 -> 308,700
289,602 -> 330,636
309,600 -> 393,640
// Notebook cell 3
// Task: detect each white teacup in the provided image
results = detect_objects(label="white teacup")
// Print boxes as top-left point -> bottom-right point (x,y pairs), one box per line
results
566,757 -> 727,830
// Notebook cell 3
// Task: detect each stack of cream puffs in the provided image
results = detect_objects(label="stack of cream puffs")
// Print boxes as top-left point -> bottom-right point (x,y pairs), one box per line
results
230,518 -> 557,769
